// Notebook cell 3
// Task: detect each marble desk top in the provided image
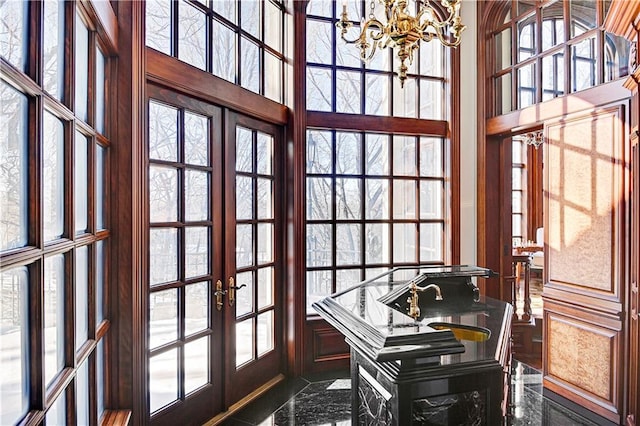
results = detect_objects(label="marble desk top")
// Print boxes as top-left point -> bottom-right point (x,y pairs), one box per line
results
313,265 -> 513,366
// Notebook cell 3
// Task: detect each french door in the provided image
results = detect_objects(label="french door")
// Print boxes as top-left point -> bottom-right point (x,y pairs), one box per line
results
145,85 -> 283,424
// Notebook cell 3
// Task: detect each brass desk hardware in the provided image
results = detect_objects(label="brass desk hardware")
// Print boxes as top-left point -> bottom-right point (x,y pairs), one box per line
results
407,283 -> 443,320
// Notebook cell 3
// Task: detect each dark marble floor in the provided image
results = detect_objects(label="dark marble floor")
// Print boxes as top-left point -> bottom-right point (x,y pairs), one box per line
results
221,361 -> 599,426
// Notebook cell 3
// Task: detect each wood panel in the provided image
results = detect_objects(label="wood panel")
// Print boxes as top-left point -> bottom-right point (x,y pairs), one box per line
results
542,105 -> 628,425
545,107 -> 624,295
543,299 -> 623,424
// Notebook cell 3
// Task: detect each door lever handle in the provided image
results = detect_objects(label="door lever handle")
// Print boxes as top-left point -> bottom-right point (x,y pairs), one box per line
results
228,277 -> 247,306
214,280 -> 226,311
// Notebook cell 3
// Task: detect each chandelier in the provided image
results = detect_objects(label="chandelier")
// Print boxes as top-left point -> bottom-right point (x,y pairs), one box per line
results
514,131 -> 544,149
336,0 -> 466,87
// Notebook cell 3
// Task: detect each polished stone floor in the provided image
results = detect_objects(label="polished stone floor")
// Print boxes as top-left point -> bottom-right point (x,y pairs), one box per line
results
221,361 -> 599,425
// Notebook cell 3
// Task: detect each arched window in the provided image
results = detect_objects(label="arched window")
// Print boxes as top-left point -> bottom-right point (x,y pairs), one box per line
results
489,0 -> 630,116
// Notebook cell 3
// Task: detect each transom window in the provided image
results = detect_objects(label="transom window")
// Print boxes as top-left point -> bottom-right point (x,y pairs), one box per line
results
145,0 -> 286,103
490,0 -> 630,115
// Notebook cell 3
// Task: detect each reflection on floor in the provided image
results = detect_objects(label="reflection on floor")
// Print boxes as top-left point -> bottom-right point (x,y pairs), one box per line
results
221,361 -> 598,425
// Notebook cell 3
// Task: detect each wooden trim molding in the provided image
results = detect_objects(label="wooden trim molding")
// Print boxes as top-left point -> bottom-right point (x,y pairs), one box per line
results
146,48 -> 288,126
306,111 -> 448,136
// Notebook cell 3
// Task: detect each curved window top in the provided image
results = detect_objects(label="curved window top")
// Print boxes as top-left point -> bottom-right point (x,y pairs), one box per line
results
306,0 -> 450,119
488,0 -> 630,116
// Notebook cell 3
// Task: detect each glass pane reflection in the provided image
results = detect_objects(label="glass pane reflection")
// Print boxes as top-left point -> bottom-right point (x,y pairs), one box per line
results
149,349 -> 178,413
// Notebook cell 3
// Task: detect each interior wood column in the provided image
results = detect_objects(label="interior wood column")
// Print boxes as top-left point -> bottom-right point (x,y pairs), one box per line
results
603,3 -> 640,425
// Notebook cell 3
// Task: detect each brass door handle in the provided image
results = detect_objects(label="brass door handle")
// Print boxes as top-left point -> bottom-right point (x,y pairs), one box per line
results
228,277 -> 247,306
214,280 -> 226,311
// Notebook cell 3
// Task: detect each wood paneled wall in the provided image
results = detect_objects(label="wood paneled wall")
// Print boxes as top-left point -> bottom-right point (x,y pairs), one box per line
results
542,105 -> 628,424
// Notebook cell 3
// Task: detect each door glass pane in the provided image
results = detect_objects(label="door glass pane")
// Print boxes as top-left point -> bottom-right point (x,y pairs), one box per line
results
185,227 -> 209,278
149,349 -> 178,413
149,289 -> 178,349
149,165 -> 178,223
185,337 -> 209,394
43,0 -> 65,100
75,12 -> 89,122
178,1 -> 206,70
43,112 -> 65,242
257,267 -> 273,309
149,228 -> 178,285
75,246 -> 89,351
184,111 -> 209,166
212,20 -> 236,83
0,0 -> 28,71
149,101 -> 178,162
96,145 -> 106,229
0,267 -> 29,425
96,48 -> 106,134
236,319 -> 254,367
257,223 -> 273,264
256,132 -> 272,175
235,271 -> 253,317
236,224 -> 253,268
75,131 -> 89,233
236,127 -> 253,172
257,178 -> 272,219
236,176 -> 253,220
1,83 -> 28,250
241,37 -> 259,93
257,311 -> 274,357
76,360 -> 90,426
44,254 -> 65,387
97,340 -> 105,418
185,170 -> 209,221
146,0 -> 172,54
185,282 -> 209,336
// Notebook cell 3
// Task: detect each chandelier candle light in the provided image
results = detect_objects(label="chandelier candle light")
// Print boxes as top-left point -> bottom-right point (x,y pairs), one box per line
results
336,0 -> 466,87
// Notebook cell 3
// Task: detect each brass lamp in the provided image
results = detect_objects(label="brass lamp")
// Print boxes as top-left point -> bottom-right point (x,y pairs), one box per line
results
336,0 -> 465,87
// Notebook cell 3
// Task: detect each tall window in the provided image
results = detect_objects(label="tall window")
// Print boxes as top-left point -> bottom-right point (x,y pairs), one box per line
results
304,0 -> 452,313
145,0 -> 286,103
491,0 -> 630,115
1,2 -> 113,424
512,138 -> 527,245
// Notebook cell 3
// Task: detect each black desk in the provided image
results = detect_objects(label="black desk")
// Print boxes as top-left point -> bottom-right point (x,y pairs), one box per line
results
313,265 -> 513,425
